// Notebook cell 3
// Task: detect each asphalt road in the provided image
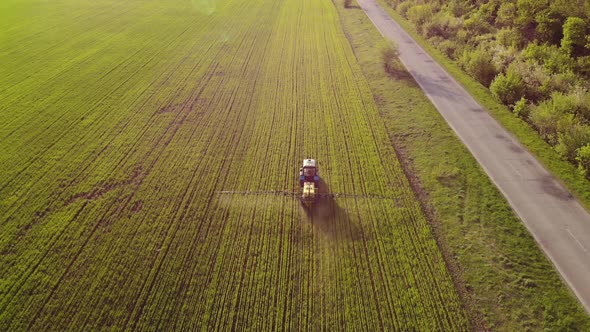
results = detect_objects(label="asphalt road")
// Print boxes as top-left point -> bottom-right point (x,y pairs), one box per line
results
357,0 -> 590,313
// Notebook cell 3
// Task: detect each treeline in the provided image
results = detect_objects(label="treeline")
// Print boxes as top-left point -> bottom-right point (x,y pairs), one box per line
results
385,0 -> 590,176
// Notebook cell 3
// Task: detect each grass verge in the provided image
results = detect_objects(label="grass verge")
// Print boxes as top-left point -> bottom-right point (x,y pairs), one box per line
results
335,0 -> 590,330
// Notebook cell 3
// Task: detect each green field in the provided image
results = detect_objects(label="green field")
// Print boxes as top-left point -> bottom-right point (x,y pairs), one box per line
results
0,0 -> 469,329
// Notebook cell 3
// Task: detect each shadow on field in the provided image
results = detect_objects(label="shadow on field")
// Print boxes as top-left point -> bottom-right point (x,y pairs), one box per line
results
299,179 -> 362,241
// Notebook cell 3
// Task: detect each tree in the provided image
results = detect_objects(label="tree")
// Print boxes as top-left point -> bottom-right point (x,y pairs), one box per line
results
516,0 -> 549,40
535,9 -> 563,44
561,17 -> 587,55
550,0 -> 584,18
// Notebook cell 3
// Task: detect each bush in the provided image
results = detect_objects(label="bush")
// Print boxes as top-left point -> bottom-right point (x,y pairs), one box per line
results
497,28 -> 525,49
529,97 -> 570,143
544,53 -> 575,74
561,17 -> 588,55
569,87 -> 590,120
491,45 -> 518,73
543,89 -> 590,120
496,3 -> 517,27
535,9 -> 563,44
477,2 -> 497,25
423,12 -> 461,39
549,91 -> 580,114
576,143 -> 590,177
513,97 -> 530,118
382,43 -> 406,78
490,70 -> 525,105
446,0 -> 471,18
397,1 -> 413,18
430,37 -> 465,60
539,71 -> 577,97
555,123 -> 590,162
460,48 -> 498,86
522,43 -> 575,74
576,56 -> 590,77
463,13 -> 492,38
407,4 -> 435,28
516,0 -> 548,28
508,60 -> 550,102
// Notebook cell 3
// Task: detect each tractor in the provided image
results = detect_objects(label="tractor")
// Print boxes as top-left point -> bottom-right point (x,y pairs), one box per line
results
299,159 -> 319,202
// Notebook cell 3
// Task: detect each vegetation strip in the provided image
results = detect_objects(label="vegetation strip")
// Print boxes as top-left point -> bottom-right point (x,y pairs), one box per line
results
374,0 -> 590,212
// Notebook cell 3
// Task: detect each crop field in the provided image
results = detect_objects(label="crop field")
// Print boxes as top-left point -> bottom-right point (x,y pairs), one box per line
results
0,0 -> 469,330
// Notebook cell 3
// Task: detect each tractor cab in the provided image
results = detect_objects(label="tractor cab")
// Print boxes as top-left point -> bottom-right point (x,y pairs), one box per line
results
299,159 -> 319,188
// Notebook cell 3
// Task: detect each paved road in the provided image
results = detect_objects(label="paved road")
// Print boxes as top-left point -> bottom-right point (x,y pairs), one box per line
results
357,0 -> 590,313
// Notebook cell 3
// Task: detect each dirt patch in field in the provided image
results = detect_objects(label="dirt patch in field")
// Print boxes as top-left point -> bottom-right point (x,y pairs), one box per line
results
65,166 -> 144,206
131,200 -> 144,213
157,103 -> 181,114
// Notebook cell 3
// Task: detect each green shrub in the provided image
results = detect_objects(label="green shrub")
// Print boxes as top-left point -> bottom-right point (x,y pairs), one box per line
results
516,0 -> 550,41
455,28 -> 469,43
513,97 -> 530,118
522,43 -> 575,74
529,90 -> 590,143
477,1 -> 497,25
407,4 -> 435,28
521,43 -> 548,64
569,87 -> 590,120
555,123 -> 590,162
549,91 -> 580,114
446,0 -> 472,17
490,70 -> 525,105
543,89 -> 590,120
496,28 -> 525,49
561,17 -> 587,55
544,53 -> 575,74
460,47 -> 498,86
529,96 -> 572,144
397,1 -> 412,18
463,13 -> 492,38
507,60 -> 548,101
433,38 -> 462,59
491,45 -> 518,72
535,9 -> 563,44
539,71 -> 577,96
516,0 -> 548,28
423,12 -> 461,39
382,43 -> 407,78
576,143 -> 590,177
576,56 -> 590,77
496,3 -> 517,27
